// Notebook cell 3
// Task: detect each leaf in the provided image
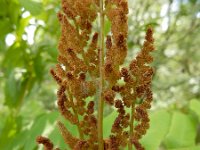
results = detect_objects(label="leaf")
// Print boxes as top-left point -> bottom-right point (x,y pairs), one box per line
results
4,71 -> 20,107
19,0 -> 43,16
0,115 -> 22,150
0,18 -> 13,38
0,40 -> 6,53
16,16 -> 32,39
104,19 -> 111,35
8,0 -> 21,25
140,110 -> 171,150
169,146 -> 200,150
24,114 -> 48,150
24,112 -> 61,150
103,110 -> 118,138
2,42 -> 26,74
4,70 -> 29,108
48,127 -> 67,149
33,41 -> 58,62
189,99 -> 200,120
163,111 -> 198,149
6,130 -> 28,150
33,52 -> 45,82
0,0 -> 7,16
45,46 -> 58,61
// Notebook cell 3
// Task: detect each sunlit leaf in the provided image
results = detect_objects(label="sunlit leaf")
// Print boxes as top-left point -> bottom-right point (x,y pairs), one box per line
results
0,0 -> 7,16
0,18 -> 13,38
4,70 -> 29,108
2,42 -> 26,74
163,112 -> 198,149
19,0 -> 43,16
141,110 -> 171,150
103,110 -> 118,138
0,115 -> 22,150
189,99 -> 200,120
169,146 -> 200,150
33,52 -> 45,82
24,114 -> 48,150
104,19 -> 111,35
49,127 -> 67,149
8,0 -> 21,25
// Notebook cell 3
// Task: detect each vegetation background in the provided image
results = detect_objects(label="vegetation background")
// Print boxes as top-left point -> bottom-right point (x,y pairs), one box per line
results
0,0 -> 200,149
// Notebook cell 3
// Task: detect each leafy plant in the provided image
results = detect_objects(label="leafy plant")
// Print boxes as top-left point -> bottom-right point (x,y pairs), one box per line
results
1,0 -> 199,150
36,0 -> 155,149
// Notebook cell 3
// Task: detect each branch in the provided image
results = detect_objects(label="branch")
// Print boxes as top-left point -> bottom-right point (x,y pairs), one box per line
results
98,0 -> 105,149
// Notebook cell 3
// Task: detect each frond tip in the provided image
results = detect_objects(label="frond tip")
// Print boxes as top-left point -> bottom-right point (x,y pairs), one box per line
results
57,121 -> 79,149
36,136 -> 54,150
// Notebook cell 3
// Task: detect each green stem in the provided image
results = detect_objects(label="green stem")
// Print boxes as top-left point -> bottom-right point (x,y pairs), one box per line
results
98,0 -> 105,149
128,99 -> 136,150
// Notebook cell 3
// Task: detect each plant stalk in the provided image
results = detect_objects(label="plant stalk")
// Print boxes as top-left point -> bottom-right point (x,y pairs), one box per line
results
98,0 -> 105,149
128,97 -> 136,150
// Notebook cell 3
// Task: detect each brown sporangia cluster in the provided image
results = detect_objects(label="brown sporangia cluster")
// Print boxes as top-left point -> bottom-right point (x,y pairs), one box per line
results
36,136 -> 60,150
36,0 -> 155,149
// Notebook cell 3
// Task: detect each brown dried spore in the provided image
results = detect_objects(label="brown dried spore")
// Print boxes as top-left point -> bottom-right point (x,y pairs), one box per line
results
36,136 -> 54,150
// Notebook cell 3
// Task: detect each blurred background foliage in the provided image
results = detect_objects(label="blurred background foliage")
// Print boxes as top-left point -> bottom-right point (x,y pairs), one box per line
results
0,0 -> 200,150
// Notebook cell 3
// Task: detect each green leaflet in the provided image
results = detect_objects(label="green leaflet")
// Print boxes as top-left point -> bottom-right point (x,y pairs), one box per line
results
19,0 -> 43,16
163,111 -> 198,149
169,146 -> 200,150
103,110 -> 118,138
141,110 -> 171,150
189,99 -> 200,120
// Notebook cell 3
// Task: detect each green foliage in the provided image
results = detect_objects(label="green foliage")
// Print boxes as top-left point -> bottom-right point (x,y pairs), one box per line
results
164,112 -> 198,149
0,115 -> 22,149
103,110 -> 118,138
19,0 -> 43,16
4,70 -> 28,108
190,99 -> 200,120
141,110 -> 171,150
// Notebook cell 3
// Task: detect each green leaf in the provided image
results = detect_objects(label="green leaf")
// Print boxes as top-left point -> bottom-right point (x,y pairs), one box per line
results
4,70 -> 29,108
104,19 -> 111,35
45,46 -> 58,61
163,112 -> 198,149
46,111 -> 60,124
49,127 -> 67,149
169,146 -> 200,150
16,16 -> 32,40
33,53 -> 45,82
8,0 -> 21,25
0,18 -> 13,38
0,0 -> 7,16
23,112 -> 61,150
34,41 -> 58,61
189,99 -> 200,120
24,114 -> 48,150
141,110 -> 171,150
103,110 -> 118,138
2,42 -> 26,74
19,0 -> 43,16
0,115 -> 22,150
0,40 -> 6,52
6,130 -> 28,150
